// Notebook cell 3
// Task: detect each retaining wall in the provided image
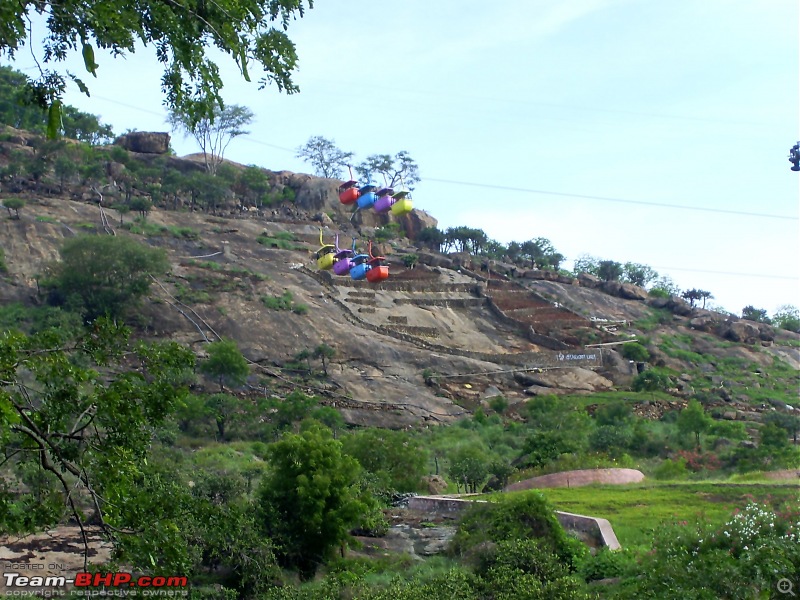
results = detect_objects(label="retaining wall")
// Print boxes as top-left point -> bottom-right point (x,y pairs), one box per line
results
407,496 -> 620,550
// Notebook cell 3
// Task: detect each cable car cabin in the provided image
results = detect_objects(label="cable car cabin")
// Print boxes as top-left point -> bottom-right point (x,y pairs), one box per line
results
390,191 -> 413,216
338,181 -> 360,205
315,245 -> 336,270
332,249 -> 355,276
357,183 -> 378,209
373,188 -> 395,213
349,254 -> 371,280
365,256 -> 389,283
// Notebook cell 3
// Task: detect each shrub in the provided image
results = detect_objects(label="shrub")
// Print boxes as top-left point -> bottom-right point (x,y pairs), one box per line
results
632,503 -> 800,598
651,457 -> 689,480
578,547 -> 634,582
621,342 -> 650,362
450,493 -> 587,571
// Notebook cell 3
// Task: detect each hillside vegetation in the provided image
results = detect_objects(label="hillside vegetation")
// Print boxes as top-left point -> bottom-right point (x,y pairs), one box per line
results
1,117 -> 798,599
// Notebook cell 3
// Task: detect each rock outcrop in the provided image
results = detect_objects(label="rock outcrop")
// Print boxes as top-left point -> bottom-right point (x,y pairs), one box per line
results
114,131 -> 171,154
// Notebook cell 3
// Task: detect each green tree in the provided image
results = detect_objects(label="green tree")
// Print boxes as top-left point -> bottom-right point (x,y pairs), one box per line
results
772,304 -> 800,333
258,423 -> 369,580
356,151 -> 420,188
417,226 -> 445,252
296,135 -> 354,178
3,198 -> 24,219
572,254 -> 600,277
1,2 -> 312,132
621,342 -> 650,362
764,411 -> 800,444
342,429 -> 428,494
129,196 -> 152,219
677,399 -> 712,448
204,393 -> 241,440
200,339 -> 249,392
0,319 -> 195,569
44,235 -> 169,320
233,165 -> 271,209
597,259 -> 623,282
313,343 -> 336,376
631,368 -> 672,400
741,305 -> 771,323
649,274 -> 681,297
622,261 -> 658,287
448,445 -> 491,493
169,103 -> 254,175
681,288 -> 712,308
0,66 -> 114,141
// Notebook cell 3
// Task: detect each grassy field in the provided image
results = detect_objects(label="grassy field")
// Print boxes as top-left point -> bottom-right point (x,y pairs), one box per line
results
502,481 -> 800,549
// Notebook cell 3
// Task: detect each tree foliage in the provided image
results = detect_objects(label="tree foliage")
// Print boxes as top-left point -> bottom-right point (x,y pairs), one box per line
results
677,399 -> 712,447
258,423 -> 369,580
0,319 -> 195,568
295,135 -> 354,178
1,1 -> 312,131
0,66 -> 114,142
772,305 -> 800,333
741,305 -> 771,323
169,104 -> 254,174
356,151 -> 420,189
200,339 -> 249,391
44,235 -> 169,321
342,429 -> 428,494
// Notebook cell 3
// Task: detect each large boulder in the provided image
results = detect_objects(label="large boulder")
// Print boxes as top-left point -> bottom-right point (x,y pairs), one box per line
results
114,132 -> 170,154
723,320 -> 761,343
523,367 -> 614,392
619,282 -> 648,301
577,273 -> 602,288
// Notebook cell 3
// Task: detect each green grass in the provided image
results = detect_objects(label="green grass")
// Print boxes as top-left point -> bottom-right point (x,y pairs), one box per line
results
257,230 -> 304,250
633,308 -> 673,332
75,222 -> 96,230
261,290 -> 308,314
35,215 -> 57,223
126,219 -> 199,240
501,482 -> 800,549
557,390 -> 674,408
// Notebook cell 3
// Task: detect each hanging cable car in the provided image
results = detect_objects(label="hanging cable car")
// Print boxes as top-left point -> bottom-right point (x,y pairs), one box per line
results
390,174 -> 413,215
390,191 -> 412,216
356,179 -> 378,209
338,166 -> 360,204
365,240 -> 389,283
373,187 -> 395,213
315,228 -> 336,270
349,252 -> 371,281
332,235 -> 356,276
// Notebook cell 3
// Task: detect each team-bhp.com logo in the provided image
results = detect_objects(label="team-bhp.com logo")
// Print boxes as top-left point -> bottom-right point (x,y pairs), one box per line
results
4,572 -> 188,597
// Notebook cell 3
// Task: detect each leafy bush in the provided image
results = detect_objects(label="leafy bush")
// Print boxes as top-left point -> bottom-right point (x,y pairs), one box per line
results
578,547 -> 634,582
44,235 -> 169,321
262,290 -> 307,314
451,493 -> 587,571
0,248 -> 6,274
621,342 -> 650,362
631,503 -> 800,599
651,457 -> 689,480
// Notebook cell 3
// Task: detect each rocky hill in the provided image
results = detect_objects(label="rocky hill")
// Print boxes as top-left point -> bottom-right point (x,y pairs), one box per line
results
1,129 -> 798,429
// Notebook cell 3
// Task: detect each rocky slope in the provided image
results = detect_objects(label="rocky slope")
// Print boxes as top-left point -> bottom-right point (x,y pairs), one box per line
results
0,134 -> 797,427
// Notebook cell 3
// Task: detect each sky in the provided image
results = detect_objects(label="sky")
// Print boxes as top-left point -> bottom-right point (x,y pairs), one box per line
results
5,0 -> 800,316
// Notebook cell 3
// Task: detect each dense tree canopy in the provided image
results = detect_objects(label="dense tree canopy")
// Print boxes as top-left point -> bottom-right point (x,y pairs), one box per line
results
258,423 -> 369,579
44,235 -> 169,320
0,319 -> 195,567
1,0 -> 313,130
0,66 -> 114,142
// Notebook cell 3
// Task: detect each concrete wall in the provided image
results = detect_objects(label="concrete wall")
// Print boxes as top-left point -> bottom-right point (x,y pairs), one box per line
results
407,496 -> 621,550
